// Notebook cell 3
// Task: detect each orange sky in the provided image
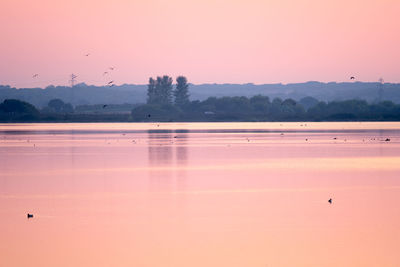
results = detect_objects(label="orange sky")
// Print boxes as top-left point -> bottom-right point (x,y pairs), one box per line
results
0,0 -> 399,88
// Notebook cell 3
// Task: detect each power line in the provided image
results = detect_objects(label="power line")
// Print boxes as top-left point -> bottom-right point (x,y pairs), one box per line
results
69,74 -> 78,87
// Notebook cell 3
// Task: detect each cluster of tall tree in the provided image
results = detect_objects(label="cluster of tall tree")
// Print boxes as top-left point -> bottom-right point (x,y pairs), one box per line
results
147,75 -> 189,107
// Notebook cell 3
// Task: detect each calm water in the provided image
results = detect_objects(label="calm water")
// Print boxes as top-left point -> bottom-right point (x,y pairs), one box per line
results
1,122 -> 400,267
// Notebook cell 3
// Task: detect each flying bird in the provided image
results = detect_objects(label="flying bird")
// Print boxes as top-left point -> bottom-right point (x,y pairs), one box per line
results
109,67 -> 115,70
27,213 -> 33,218
350,76 -> 355,80
32,74 -> 38,78
328,198 -> 332,204
108,81 -> 114,85
103,71 -> 108,76
85,53 -> 90,57
103,105 -> 108,108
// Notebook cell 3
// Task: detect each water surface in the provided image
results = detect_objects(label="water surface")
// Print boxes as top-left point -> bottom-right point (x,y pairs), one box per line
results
1,122 -> 400,267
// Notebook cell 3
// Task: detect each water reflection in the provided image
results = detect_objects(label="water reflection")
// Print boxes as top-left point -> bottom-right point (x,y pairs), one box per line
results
147,130 -> 188,192
147,131 -> 174,165
2,123 -> 400,267
175,131 -> 188,192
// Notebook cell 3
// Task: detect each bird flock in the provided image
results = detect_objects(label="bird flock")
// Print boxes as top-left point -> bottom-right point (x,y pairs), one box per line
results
31,54 -> 360,88
31,52 -> 117,87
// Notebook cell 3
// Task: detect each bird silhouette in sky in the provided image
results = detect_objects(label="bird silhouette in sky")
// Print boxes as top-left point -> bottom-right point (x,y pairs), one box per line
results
85,53 -> 90,57
108,81 -> 114,85
350,76 -> 355,80
103,71 -> 108,76
109,67 -> 115,70
32,74 -> 38,78
27,213 -> 33,218
103,105 -> 108,108
328,198 -> 332,204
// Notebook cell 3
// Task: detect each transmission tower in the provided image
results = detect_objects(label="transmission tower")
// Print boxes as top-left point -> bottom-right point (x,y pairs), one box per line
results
69,74 -> 78,87
378,77 -> 384,102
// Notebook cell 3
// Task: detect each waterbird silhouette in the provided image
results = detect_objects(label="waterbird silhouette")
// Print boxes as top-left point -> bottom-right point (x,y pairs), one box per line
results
103,71 -> 108,75
27,213 -> 33,218
350,76 -> 355,80
108,81 -> 114,85
85,53 -> 90,57
385,138 -> 390,141
109,67 -> 114,70
103,105 -> 108,108
328,198 -> 332,204
32,74 -> 38,78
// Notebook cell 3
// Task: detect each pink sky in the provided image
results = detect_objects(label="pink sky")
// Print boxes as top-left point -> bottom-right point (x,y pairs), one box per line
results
0,0 -> 399,88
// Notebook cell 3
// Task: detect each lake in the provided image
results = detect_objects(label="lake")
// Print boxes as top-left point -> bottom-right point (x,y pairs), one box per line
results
1,122 -> 400,267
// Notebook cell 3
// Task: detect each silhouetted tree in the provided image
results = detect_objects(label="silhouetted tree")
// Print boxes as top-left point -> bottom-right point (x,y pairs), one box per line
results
147,77 -> 157,104
0,99 -> 39,115
159,75 -> 173,105
147,75 -> 173,105
174,76 -> 190,107
250,95 -> 270,114
46,99 -> 74,113
0,99 -> 40,121
48,99 -> 65,112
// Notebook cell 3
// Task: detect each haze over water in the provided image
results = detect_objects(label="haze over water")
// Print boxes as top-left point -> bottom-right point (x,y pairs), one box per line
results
1,122 -> 400,267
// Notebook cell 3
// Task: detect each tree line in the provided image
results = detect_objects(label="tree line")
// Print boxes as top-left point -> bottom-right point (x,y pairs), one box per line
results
1,75 -> 400,122
132,95 -> 400,122
129,76 -> 400,121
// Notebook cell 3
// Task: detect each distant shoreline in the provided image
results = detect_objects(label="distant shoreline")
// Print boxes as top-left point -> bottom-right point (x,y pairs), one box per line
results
1,118 -> 400,123
2,96 -> 400,123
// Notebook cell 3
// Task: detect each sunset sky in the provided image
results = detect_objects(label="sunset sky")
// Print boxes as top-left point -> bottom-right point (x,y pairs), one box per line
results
0,0 -> 399,88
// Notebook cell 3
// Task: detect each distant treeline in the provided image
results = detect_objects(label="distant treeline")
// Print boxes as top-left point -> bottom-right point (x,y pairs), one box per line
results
1,97 -> 400,122
1,84 -> 400,122
131,97 -> 400,122
130,76 -> 400,121
2,80 -> 400,107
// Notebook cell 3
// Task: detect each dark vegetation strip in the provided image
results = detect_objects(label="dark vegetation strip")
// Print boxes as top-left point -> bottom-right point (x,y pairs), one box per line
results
1,76 -> 400,122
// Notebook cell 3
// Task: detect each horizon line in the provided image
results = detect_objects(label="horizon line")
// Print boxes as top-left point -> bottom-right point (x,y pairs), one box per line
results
0,80 -> 394,89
